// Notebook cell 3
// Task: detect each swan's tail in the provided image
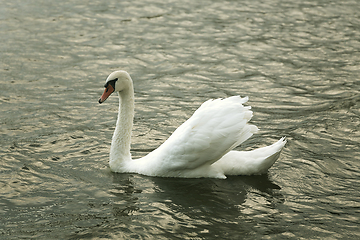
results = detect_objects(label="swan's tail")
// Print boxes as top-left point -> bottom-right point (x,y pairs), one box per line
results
213,137 -> 287,176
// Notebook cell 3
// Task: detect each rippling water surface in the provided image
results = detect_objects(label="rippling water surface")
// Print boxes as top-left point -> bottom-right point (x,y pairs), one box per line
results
1,0 -> 360,239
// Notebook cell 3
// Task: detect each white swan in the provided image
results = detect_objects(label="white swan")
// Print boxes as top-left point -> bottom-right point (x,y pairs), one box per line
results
99,70 -> 286,179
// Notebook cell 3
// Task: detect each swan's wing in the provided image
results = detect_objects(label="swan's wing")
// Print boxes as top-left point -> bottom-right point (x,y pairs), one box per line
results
147,96 -> 258,171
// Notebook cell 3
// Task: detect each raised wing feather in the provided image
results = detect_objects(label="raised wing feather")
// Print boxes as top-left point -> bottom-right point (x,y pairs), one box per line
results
146,96 -> 258,171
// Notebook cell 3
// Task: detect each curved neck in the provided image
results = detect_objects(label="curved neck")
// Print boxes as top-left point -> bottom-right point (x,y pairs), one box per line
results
109,85 -> 134,171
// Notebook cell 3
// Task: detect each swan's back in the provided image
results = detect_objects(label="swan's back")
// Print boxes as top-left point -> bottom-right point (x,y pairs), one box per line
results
135,96 -> 258,178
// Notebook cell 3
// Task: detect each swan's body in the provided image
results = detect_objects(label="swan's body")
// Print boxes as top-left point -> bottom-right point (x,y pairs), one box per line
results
99,71 -> 286,179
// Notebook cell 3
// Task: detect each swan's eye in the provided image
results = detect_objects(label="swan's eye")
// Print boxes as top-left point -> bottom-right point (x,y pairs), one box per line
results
104,78 -> 118,88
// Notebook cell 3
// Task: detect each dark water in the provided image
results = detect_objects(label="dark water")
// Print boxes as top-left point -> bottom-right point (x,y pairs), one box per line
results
1,0 -> 360,239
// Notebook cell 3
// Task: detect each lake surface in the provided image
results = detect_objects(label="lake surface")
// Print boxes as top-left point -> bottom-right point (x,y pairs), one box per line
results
1,0 -> 360,239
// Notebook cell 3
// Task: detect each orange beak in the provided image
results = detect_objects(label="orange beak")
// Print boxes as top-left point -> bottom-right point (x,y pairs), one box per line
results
99,84 -> 115,104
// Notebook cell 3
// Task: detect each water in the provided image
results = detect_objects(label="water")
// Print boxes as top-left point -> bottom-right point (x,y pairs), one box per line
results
1,0 -> 360,239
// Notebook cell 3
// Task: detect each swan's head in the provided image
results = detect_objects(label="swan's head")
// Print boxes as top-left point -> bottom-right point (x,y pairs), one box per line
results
99,70 -> 132,104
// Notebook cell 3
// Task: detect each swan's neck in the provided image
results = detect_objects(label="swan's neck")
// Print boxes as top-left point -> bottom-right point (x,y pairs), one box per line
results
109,86 -> 134,172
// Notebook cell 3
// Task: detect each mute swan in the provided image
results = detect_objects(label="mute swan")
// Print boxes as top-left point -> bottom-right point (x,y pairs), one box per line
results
99,70 -> 286,179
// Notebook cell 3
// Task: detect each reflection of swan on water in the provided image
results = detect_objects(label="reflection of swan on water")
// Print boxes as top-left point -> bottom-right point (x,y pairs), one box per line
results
99,71 -> 286,179
108,174 -> 283,222
150,174 -> 283,208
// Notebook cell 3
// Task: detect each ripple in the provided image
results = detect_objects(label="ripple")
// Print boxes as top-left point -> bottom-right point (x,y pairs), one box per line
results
1,0 -> 360,239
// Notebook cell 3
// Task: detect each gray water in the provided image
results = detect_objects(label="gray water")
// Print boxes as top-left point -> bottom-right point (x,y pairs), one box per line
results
1,0 -> 360,239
